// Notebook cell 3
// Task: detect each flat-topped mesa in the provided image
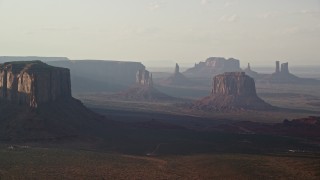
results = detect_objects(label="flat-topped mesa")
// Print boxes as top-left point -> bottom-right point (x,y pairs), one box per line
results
0,61 -> 71,108
136,68 -> 153,87
205,57 -> 240,71
184,57 -> 241,77
193,72 -> 274,111
212,72 -> 257,97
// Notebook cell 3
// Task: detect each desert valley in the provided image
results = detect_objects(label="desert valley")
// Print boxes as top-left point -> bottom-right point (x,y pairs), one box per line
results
1,1 -> 320,179
0,57 -> 319,179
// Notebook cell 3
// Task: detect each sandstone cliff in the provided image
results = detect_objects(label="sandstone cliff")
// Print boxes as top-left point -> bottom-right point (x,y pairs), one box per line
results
211,72 -> 257,96
193,72 -> 274,111
0,61 -> 71,108
136,68 -> 153,86
0,61 -> 111,141
111,68 -> 177,101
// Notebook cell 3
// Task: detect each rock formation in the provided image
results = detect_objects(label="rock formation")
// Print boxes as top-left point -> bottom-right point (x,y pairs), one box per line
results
161,63 -> 196,86
0,61 -> 71,108
280,62 -> 289,74
184,57 -> 241,77
271,61 -> 290,75
0,61 -> 109,141
136,69 -> 153,86
255,61 -> 320,85
211,72 -> 257,96
47,60 -> 145,93
275,61 -> 280,73
243,63 -> 259,79
175,63 -> 179,75
259,61 -> 301,84
193,72 -> 274,111
272,61 -> 291,75
113,68 -> 177,101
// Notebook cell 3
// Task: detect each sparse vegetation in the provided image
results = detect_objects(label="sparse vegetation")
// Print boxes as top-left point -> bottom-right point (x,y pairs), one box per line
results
0,147 -> 319,179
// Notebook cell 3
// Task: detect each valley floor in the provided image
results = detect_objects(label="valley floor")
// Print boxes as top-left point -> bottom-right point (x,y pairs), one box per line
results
0,147 -> 319,180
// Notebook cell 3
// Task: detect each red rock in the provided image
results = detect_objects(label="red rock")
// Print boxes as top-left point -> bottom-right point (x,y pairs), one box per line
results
0,61 -> 71,108
193,72 -> 274,111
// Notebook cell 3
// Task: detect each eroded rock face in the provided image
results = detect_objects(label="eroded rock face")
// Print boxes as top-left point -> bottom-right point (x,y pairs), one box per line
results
243,63 -> 259,79
136,69 -> 153,87
194,72 -> 274,111
110,68 -> 177,101
0,61 -> 71,108
212,72 -> 256,96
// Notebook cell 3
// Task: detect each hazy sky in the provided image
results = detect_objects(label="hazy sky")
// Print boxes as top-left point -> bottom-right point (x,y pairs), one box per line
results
0,0 -> 319,67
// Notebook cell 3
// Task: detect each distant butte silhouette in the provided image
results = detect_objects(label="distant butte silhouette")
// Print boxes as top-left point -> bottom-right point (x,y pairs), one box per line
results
113,68 -> 177,101
161,63 -> 197,86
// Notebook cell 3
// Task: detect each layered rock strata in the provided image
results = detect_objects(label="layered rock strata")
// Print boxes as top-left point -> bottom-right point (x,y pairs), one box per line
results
0,61 -> 71,108
136,68 -> 153,86
194,72 -> 274,111
114,68 -> 176,101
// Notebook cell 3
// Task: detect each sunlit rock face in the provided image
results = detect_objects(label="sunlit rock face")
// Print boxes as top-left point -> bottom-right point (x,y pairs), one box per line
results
193,72 -> 274,111
212,72 -> 257,97
0,61 -> 71,108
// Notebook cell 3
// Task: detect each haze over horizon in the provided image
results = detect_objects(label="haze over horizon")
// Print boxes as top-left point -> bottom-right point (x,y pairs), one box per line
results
0,0 -> 319,67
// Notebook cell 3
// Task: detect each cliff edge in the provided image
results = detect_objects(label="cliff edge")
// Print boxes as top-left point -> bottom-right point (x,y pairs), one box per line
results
0,61 -> 109,141
0,61 -> 71,108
